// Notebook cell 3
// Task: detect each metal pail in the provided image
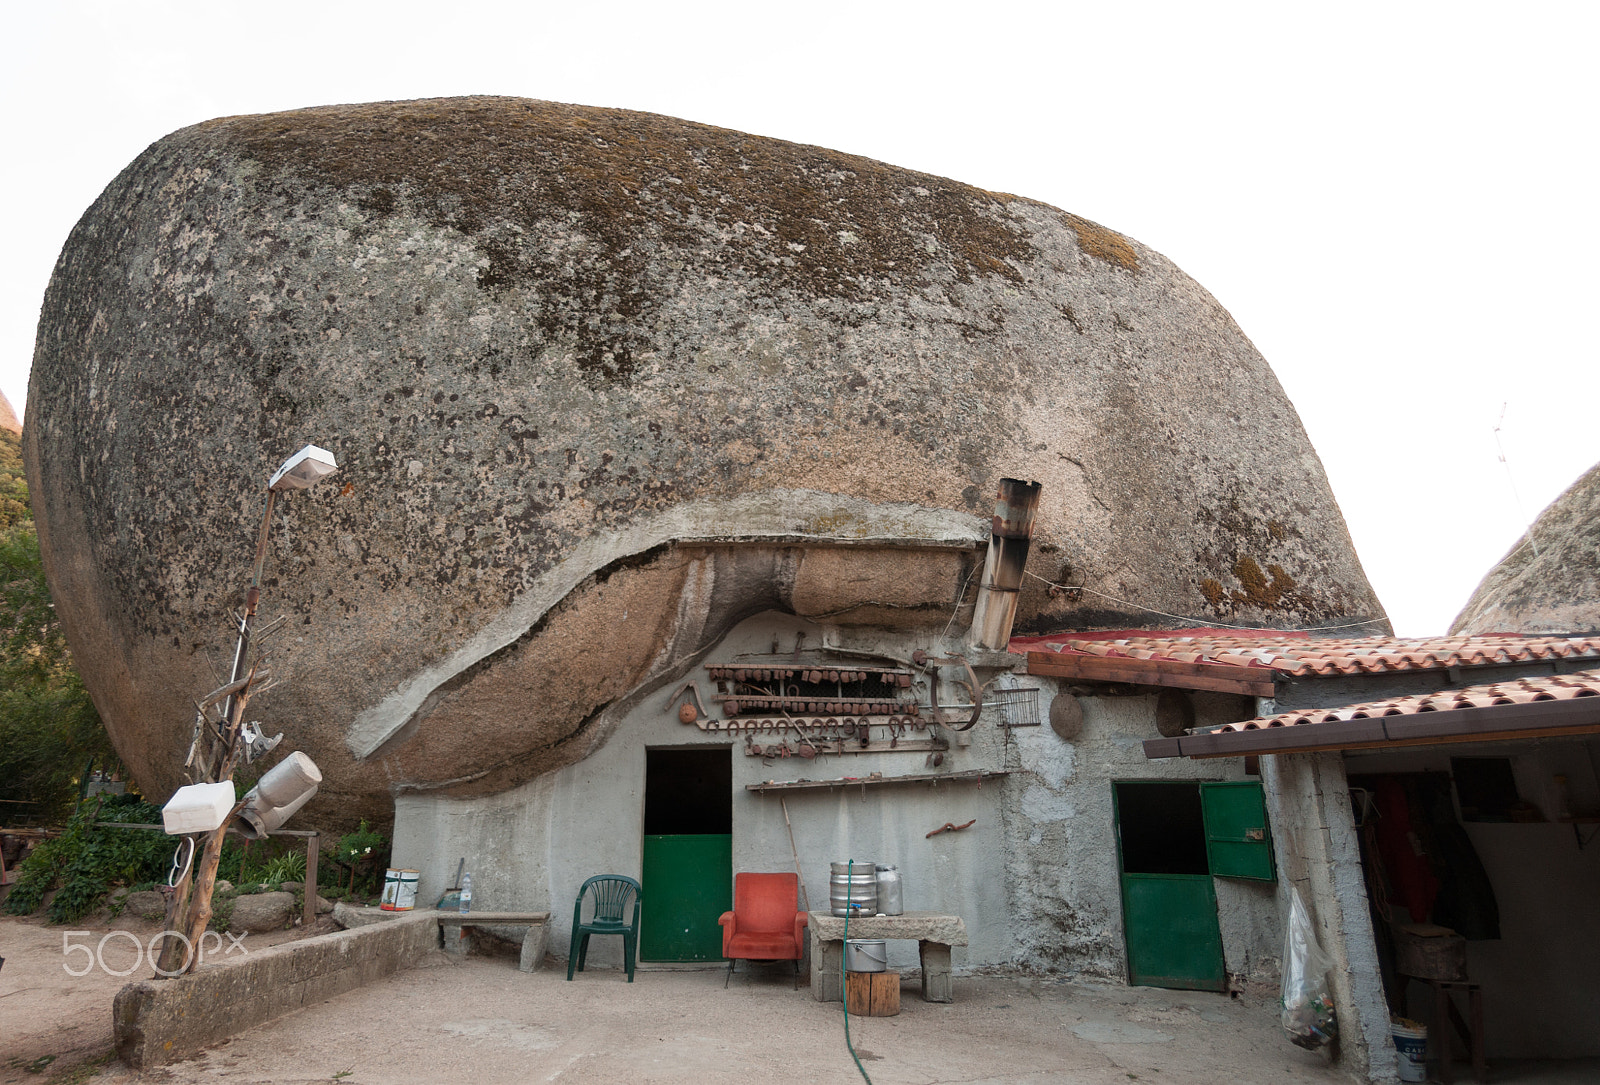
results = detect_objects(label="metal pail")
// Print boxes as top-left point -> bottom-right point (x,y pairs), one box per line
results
844,939 -> 888,972
830,860 -> 878,917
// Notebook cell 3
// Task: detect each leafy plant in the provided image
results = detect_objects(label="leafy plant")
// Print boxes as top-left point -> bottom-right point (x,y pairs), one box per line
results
333,820 -> 387,894
2,795 -> 178,921
208,890 -> 237,933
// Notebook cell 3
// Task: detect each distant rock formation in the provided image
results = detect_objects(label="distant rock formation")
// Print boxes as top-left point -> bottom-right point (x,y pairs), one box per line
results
1452,462 -> 1600,634
0,391 -> 20,436
25,97 -> 1385,819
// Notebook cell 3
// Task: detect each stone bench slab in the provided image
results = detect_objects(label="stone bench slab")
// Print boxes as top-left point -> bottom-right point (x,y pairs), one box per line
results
436,911 -> 551,973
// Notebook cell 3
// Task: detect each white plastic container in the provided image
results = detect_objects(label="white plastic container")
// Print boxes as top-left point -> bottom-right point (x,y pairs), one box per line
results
1391,1019 -> 1427,1083
161,781 -> 237,834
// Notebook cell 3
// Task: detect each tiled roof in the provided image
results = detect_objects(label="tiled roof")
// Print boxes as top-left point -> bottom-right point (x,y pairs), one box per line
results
1013,632 -> 1600,678
1143,669 -> 1600,760
1216,670 -> 1600,732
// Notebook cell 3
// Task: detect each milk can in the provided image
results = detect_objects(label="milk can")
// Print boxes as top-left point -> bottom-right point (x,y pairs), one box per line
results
875,864 -> 904,915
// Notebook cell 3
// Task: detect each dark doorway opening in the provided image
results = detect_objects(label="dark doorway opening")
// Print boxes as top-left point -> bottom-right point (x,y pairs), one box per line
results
645,748 -> 732,835
1116,780 -> 1209,875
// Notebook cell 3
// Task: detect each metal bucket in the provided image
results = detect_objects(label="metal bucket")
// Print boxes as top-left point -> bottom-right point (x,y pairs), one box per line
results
844,939 -> 887,973
830,860 -> 878,917
379,868 -> 419,911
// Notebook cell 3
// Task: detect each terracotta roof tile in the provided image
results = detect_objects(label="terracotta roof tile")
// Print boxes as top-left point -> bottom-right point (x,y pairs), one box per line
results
1211,669 -> 1600,733
1014,632 -> 1600,678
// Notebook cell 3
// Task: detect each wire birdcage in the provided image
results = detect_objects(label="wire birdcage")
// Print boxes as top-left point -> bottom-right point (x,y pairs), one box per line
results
986,686 -> 1042,727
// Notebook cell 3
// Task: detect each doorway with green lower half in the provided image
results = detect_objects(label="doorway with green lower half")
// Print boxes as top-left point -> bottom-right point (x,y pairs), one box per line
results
1114,779 -> 1274,992
641,747 -> 732,962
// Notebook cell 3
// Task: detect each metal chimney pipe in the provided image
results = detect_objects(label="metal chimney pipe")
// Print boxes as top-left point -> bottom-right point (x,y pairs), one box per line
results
967,478 -> 1043,651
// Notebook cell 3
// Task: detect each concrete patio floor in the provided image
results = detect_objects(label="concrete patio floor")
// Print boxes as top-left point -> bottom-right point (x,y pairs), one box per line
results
98,954 -> 1353,1085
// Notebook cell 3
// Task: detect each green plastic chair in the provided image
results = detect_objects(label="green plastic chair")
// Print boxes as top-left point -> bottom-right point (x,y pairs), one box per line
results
566,874 -> 642,981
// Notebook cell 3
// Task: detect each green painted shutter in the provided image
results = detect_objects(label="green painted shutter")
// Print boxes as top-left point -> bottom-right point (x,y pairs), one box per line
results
1200,780 -> 1275,881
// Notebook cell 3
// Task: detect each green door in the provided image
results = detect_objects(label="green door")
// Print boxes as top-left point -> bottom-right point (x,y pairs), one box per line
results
1114,780 -> 1227,991
1120,873 -> 1225,989
640,747 -> 732,962
641,833 -> 732,960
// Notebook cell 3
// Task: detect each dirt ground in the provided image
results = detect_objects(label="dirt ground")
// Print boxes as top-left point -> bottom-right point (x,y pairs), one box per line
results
1,911 -> 322,1084
6,912 -> 1598,1085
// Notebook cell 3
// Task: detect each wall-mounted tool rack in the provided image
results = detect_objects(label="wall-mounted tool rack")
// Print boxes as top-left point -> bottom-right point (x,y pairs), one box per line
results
673,651 -> 1009,743
746,770 -> 1007,793
698,715 -> 924,733
703,660 -> 920,719
742,730 -> 948,758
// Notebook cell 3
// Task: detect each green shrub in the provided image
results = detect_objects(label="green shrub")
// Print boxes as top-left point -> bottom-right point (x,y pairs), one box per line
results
208,890 -> 237,933
333,820 -> 388,894
240,847 -> 307,888
2,795 -> 179,922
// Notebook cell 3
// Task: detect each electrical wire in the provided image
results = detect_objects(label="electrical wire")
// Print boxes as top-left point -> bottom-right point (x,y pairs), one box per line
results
1022,571 -> 1391,634
841,861 -> 874,1085
941,561 -> 982,641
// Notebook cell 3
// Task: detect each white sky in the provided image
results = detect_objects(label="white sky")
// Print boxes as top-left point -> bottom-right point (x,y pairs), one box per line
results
4,2 -> 1595,637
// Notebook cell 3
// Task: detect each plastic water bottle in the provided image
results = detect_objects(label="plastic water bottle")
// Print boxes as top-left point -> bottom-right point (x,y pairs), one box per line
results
459,871 -> 472,913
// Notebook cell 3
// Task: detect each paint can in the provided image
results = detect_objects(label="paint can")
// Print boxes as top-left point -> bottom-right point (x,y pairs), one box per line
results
829,860 -> 878,917
1390,1018 -> 1427,1083
379,868 -> 420,911
844,939 -> 887,973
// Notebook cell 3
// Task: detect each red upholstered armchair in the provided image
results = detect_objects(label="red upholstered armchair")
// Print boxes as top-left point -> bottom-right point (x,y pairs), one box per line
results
718,872 -> 809,988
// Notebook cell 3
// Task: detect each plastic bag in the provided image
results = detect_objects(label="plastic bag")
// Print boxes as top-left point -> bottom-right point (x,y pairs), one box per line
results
1280,888 -> 1338,1049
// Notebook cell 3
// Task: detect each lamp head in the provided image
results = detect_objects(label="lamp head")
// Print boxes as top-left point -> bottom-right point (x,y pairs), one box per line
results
269,444 -> 338,492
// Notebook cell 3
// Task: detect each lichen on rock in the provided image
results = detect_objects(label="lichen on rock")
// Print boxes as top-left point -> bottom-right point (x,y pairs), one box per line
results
25,97 -> 1384,820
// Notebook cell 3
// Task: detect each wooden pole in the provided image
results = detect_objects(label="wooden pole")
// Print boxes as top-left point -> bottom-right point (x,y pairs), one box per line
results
302,833 -> 319,928
153,843 -> 195,975
177,680 -> 255,967
780,797 -> 809,912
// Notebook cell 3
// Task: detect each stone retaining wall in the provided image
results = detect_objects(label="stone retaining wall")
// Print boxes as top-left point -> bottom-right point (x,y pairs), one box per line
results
113,910 -> 437,1068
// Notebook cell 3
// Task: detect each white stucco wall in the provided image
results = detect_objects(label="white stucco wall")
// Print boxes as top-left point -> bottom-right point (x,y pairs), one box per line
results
392,611 -> 1281,983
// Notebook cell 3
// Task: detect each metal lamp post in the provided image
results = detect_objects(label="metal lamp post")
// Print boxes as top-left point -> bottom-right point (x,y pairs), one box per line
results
159,444 -> 337,974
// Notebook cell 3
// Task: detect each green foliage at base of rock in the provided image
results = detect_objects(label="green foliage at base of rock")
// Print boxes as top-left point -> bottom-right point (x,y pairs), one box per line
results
2,795 -> 179,922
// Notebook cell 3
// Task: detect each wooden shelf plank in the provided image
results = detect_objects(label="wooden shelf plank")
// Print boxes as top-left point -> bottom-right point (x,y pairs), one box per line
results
746,770 -> 1007,793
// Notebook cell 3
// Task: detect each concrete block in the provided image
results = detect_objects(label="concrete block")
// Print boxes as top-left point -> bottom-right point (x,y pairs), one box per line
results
519,923 -> 549,973
919,941 -> 953,1003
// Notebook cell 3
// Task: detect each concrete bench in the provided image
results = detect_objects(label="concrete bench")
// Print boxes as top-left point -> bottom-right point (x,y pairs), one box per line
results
808,911 -> 968,1003
436,911 -> 551,973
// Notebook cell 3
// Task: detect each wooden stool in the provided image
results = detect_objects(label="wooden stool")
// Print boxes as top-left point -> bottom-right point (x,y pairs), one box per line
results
845,971 -> 900,1017
1407,977 -> 1485,1084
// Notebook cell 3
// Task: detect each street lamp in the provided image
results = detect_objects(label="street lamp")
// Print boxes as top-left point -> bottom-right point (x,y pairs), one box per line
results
219,444 -> 339,732
159,443 -> 338,974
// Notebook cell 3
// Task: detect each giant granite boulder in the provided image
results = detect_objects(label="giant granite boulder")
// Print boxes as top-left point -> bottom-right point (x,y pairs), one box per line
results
25,97 -> 1384,821
1453,462 -> 1600,634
